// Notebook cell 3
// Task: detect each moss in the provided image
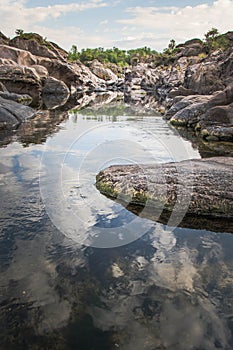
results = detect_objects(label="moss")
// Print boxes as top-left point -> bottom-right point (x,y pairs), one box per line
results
95,180 -> 119,198
198,52 -> 208,60
170,118 -> 185,126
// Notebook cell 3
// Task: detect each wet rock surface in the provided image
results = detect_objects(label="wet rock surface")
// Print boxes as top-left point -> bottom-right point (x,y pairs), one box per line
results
96,157 -> 233,224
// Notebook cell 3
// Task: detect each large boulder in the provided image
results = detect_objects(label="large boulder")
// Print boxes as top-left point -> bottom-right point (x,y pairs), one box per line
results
42,77 -> 70,109
89,60 -> 118,81
184,61 -> 225,94
10,33 -> 68,61
37,56 -> 103,90
167,83 -> 233,127
96,157 -> 233,221
198,103 -> 233,141
176,38 -> 204,57
0,65 -> 42,106
0,96 -> 35,129
0,44 -> 37,66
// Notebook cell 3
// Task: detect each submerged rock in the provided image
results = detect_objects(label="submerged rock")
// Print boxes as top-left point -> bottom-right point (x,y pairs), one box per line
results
96,157 -> 233,222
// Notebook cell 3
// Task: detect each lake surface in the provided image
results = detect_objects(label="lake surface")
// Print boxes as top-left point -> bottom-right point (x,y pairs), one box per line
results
0,99 -> 233,349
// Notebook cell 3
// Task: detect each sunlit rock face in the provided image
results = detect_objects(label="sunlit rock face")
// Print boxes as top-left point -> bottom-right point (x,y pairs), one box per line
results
96,157 -> 233,226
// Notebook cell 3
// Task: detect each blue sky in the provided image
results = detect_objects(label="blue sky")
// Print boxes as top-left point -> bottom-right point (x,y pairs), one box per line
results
0,0 -> 232,52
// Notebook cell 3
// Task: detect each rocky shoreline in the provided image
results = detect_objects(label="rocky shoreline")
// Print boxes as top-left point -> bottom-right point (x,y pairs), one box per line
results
0,30 -> 233,228
0,30 -> 233,141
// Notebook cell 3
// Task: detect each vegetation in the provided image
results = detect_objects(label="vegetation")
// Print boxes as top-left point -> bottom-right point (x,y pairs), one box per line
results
67,40 -> 179,67
203,27 -> 230,53
68,45 -> 159,66
14,28 -> 230,68
14,29 -> 53,49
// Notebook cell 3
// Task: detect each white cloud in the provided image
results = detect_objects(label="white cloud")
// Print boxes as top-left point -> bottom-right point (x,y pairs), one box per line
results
0,0 -> 232,51
100,19 -> 109,25
0,0 -> 107,38
33,25 -> 113,50
117,0 -> 233,50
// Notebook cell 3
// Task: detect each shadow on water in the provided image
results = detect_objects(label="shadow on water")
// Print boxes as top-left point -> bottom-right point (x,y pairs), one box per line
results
0,92 -> 233,349
117,199 -> 233,234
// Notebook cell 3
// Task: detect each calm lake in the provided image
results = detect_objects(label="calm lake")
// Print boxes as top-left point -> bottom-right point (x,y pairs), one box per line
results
0,95 -> 233,349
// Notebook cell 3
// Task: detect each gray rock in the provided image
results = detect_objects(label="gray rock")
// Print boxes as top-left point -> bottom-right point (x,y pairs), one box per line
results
0,91 -> 32,104
167,83 -> 233,129
0,64 -> 41,106
0,96 -> 35,129
96,157 -> 233,220
42,76 -> 70,109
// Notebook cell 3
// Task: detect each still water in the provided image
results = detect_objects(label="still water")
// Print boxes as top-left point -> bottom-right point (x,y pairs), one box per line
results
0,100 -> 233,349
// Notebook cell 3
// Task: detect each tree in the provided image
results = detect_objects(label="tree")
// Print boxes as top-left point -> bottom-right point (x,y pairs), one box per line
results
68,45 -> 79,61
168,39 -> 176,51
204,28 -> 220,52
205,28 -> 219,41
15,29 -> 24,36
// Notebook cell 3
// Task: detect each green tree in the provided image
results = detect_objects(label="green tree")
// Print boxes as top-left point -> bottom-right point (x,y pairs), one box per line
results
204,28 -> 220,52
168,39 -> 176,51
15,29 -> 24,36
205,27 -> 219,41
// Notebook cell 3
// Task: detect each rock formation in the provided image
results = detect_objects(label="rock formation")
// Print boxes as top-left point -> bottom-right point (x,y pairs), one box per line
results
96,157 -> 233,226
0,30 -> 233,142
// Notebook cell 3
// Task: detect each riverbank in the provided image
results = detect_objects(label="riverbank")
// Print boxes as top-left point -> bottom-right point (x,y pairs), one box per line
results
0,30 -> 233,142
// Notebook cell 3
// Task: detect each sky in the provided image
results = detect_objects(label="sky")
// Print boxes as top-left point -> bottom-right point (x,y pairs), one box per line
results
0,0 -> 232,52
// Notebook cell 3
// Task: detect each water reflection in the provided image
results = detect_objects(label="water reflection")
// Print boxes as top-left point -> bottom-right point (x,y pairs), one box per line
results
0,98 -> 233,349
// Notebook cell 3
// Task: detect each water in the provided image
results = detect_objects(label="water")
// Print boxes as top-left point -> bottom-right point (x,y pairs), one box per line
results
0,100 -> 233,349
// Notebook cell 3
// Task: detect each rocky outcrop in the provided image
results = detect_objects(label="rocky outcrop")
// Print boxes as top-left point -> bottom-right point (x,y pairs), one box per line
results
0,64 -> 42,106
0,32 -> 9,45
96,157 -> 233,221
89,59 -> 118,82
9,33 -> 68,61
0,34 -> 115,118
176,38 -> 204,58
166,83 -> 233,141
0,96 -> 35,129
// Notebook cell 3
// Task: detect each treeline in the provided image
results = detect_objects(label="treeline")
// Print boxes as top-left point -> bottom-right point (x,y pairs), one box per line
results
68,28 -> 230,66
68,46 -> 159,66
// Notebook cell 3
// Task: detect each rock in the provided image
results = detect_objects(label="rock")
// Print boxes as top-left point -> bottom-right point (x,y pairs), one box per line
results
10,33 -> 67,61
0,65 -> 41,106
166,95 -> 212,120
167,83 -> 233,127
176,38 -> 204,57
32,65 -> 49,81
0,44 -> 37,66
0,91 -> 32,104
42,77 -> 70,109
89,60 -> 118,81
0,82 -> 7,92
168,86 -> 197,98
184,61 -> 225,94
96,157 -> 233,221
0,32 -> 9,45
37,56 -> 103,90
0,96 -> 35,129
198,103 -> 233,141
